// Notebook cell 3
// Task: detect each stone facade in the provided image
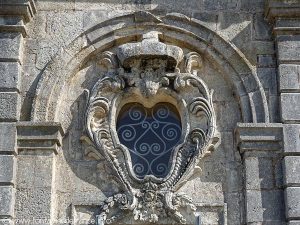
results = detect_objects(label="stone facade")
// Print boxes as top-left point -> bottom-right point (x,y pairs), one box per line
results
0,0 -> 299,225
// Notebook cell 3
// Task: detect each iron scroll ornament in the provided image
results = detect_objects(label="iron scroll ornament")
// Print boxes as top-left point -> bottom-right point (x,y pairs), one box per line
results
117,102 -> 182,179
84,32 -> 219,224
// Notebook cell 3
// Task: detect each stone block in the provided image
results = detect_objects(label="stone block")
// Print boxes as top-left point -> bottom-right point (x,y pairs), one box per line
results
15,187 -> 52,219
276,18 -> 300,28
277,35 -> 300,62
257,68 -> 277,95
269,95 -> 280,123
83,10 -> 129,30
226,192 -> 242,224
36,0 -> 75,11
279,64 -> 300,92
289,221 -> 300,225
192,12 -> 218,31
246,190 -> 284,223
283,124 -> 300,154
75,0 -> 152,11
16,156 -> 35,188
45,11 -> 84,48
217,12 -> 252,42
0,123 -> 16,153
34,155 -> 54,188
0,186 -> 14,217
245,157 -> 274,190
0,62 -> 21,90
257,55 -> 276,68
274,157 -> 283,188
285,187 -> 300,219
0,92 -> 19,121
241,0 -> 264,12
283,156 -> 300,186
0,219 -> 13,225
0,155 -> 15,184
0,33 -> 22,62
203,0 -> 239,10
281,93 -> 300,122
253,13 -> 272,40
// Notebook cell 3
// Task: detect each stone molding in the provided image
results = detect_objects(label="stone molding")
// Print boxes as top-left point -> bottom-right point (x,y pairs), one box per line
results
235,123 -> 283,153
265,0 -> 300,22
0,0 -> 36,23
0,0 -> 37,37
16,122 -> 64,154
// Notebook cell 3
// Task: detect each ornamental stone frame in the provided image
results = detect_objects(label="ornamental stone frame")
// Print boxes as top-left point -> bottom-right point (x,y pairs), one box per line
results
29,11 -> 270,224
1,1 -> 300,225
84,31 -> 219,224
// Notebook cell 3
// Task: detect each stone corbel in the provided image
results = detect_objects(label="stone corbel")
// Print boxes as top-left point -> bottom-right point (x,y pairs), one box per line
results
0,0 -> 37,37
17,122 -> 64,154
265,0 -> 300,35
265,0 -> 300,22
235,123 -> 283,154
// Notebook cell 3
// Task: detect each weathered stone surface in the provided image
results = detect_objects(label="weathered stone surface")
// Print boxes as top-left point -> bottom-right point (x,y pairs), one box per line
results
0,0 -> 36,23
257,55 -> 276,68
236,123 -> 283,152
283,124 -> 300,154
277,35 -> 300,62
15,187 -> 52,220
283,156 -> 300,186
0,186 -> 14,217
0,62 -> 21,90
0,92 -> 19,121
245,157 -> 274,190
0,123 -> 16,153
0,219 -> 13,225
279,64 -> 300,92
226,192 -> 243,224
17,154 -> 54,188
246,190 -> 284,223
285,187 -> 300,219
0,155 -> 15,184
0,1 -> 299,225
257,68 -> 277,95
281,93 -> 300,122
253,13 -> 272,40
192,12 -> 218,31
289,221 -> 300,225
241,0 -> 264,12
0,33 -> 22,62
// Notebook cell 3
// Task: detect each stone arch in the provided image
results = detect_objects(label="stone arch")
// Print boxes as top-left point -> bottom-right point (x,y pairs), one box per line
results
31,11 -> 269,123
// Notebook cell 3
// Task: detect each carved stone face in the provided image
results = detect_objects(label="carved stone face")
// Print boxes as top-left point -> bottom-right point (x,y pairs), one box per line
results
85,31 -> 218,224
140,79 -> 160,97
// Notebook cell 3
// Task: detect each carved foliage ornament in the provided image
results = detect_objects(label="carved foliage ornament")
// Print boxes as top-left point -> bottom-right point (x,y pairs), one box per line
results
85,31 -> 219,224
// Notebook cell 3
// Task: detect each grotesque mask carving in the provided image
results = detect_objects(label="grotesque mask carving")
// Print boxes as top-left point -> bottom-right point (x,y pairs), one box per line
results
85,31 -> 219,224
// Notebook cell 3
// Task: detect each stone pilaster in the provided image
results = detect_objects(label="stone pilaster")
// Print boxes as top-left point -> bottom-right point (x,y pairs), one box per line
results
266,1 -> 300,223
0,123 -> 16,225
15,122 -> 63,225
0,2 -> 36,225
236,123 -> 284,225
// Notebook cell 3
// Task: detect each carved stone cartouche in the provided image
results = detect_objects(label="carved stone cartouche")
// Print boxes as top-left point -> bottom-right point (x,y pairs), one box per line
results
84,31 -> 219,224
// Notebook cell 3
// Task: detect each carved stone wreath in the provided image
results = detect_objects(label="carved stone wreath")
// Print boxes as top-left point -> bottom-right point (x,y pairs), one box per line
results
84,31 -> 219,224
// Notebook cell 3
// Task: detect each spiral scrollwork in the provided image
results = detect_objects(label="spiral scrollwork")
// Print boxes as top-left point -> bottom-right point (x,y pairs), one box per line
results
117,103 -> 182,179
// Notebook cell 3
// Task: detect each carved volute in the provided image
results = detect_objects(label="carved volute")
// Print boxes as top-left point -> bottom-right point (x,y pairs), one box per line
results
84,31 -> 219,225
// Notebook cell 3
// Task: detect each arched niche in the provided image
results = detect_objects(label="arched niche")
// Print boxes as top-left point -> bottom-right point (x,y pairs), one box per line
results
26,11 -> 269,224
30,11 -> 269,124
